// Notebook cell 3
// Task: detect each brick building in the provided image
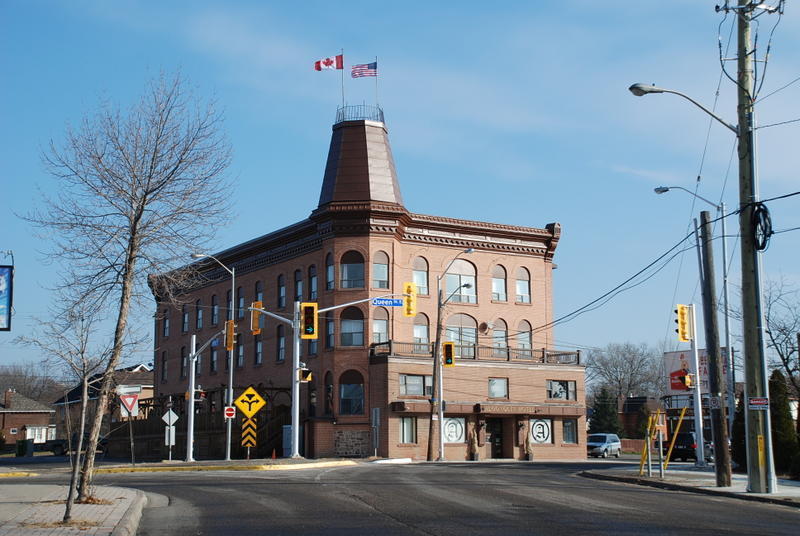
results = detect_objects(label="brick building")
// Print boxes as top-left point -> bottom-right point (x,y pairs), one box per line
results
152,105 -> 586,460
1,388 -> 55,446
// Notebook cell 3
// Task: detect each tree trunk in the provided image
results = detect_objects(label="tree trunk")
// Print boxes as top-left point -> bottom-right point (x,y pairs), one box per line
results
64,377 -> 89,521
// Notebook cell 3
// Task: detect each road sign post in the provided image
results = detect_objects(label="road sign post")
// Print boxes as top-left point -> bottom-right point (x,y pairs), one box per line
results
162,408 -> 179,462
224,406 -> 236,419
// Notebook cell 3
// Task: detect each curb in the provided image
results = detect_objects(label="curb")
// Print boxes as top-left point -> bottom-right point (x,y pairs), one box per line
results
579,471 -> 800,509
0,471 -> 38,478
111,489 -> 147,536
94,460 -> 358,474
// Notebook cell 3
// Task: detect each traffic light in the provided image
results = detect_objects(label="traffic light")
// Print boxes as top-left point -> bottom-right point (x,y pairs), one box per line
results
250,301 -> 262,335
674,304 -> 691,342
403,282 -> 417,317
225,319 -> 235,351
299,368 -> 313,382
300,302 -> 318,340
443,341 -> 456,367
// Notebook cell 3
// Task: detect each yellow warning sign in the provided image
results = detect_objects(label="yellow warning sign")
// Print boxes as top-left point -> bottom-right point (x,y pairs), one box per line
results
241,417 -> 257,448
235,386 -> 266,418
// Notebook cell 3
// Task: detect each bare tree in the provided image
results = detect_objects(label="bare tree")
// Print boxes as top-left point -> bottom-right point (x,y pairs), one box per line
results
586,342 -> 664,401
763,278 -> 800,398
25,72 -> 232,499
16,302 -> 106,523
0,361 -> 67,403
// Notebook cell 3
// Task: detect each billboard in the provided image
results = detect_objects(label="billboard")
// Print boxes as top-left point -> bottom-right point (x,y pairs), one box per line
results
664,349 -> 729,396
0,266 -> 12,331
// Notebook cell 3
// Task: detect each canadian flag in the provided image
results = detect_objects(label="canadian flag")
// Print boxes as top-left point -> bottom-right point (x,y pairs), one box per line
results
314,54 -> 343,71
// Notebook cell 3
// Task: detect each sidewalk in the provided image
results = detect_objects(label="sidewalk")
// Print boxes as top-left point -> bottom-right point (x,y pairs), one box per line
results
582,464 -> 800,508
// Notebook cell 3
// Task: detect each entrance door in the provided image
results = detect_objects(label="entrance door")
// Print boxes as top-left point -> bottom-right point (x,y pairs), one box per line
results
485,418 -> 503,458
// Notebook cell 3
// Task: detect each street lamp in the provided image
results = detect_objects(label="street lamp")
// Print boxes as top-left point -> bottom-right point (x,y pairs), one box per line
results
192,252 -> 235,461
428,248 -> 474,462
654,186 -> 735,435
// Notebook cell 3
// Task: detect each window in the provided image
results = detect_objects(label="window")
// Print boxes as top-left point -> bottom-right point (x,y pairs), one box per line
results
226,290 -> 233,320
516,267 -> 531,303
162,311 -> 170,337
195,300 -> 203,329
236,335 -> 244,367
294,269 -> 303,302
277,275 -> 286,308
326,253 -> 335,290
161,351 -> 168,381
445,259 -> 477,303
340,250 -> 365,288
443,417 -> 465,443
276,325 -> 285,362
308,266 -> 318,300
180,346 -> 187,378
491,265 -> 507,301
340,307 -> 364,346
195,351 -> 202,375
413,314 -> 429,354
492,319 -> 508,357
547,380 -> 577,400
254,334 -> 263,365
255,281 -> 263,303
210,347 -> 218,373
325,318 -> 334,349
373,307 -> 389,344
412,257 -> 429,295
181,305 -> 189,332
516,320 -> 532,357
372,251 -> 389,289
211,295 -> 219,326
339,370 -> 364,415
399,417 -> 417,443
445,313 -> 477,357
488,377 -> 508,399
563,419 -> 578,444
237,287 -> 245,319
308,338 -> 317,356
399,374 -> 433,396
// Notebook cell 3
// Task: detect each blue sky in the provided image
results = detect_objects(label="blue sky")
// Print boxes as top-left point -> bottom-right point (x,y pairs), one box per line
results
1,1 -> 798,369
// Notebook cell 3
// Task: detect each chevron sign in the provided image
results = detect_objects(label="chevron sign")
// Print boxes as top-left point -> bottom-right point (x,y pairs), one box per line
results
241,417 -> 257,448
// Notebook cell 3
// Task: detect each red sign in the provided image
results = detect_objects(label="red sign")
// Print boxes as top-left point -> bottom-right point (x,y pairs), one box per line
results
120,394 -> 139,416
224,406 -> 236,419
748,397 -> 769,410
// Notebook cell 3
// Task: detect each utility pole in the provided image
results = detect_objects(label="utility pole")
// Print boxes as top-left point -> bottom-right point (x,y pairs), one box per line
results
735,0 -> 776,493
699,211 -> 732,486
689,303 -> 705,467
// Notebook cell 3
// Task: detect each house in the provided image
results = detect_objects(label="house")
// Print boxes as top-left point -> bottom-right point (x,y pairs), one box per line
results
0,388 -> 55,446
151,105 -> 586,460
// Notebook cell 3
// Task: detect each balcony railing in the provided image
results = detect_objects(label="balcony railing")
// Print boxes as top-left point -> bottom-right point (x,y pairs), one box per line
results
335,104 -> 385,124
370,340 -> 582,365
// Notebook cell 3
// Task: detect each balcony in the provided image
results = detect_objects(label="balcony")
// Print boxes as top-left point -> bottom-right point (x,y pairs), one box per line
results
370,340 -> 582,366
335,104 -> 385,124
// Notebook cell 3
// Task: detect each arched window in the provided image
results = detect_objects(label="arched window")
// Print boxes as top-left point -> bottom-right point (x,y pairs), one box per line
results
180,346 -> 187,378
276,325 -> 285,362
491,265 -> 507,302
324,372 -> 334,415
294,269 -> 303,302
372,307 -> 389,344
236,286 -> 245,319
211,295 -> 219,325
308,265 -> 318,300
445,259 -> 477,303
446,313 -> 477,357
413,313 -> 430,354
372,251 -> 389,289
326,253 -> 335,290
339,370 -> 364,415
413,256 -> 429,295
195,300 -> 203,329
340,251 -> 365,289
325,317 -> 335,349
277,275 -> 286,308
516,320 -> 532,358
516,267 -> 531,304
340,307 -> 364,346
492,318 -> 508,357
181,304 -> 189,332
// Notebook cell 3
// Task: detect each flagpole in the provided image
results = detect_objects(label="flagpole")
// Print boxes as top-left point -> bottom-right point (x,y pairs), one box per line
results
374,56 -> 379,107
341,48 -> 345,108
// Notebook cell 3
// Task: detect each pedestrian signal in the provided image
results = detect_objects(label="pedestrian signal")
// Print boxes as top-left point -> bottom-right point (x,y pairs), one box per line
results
300,303 -> 318,340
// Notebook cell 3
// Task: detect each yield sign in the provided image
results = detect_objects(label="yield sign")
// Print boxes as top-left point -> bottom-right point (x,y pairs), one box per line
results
120,394 -> 139,417
234,386 -> 266,418
162,409 -> 179,426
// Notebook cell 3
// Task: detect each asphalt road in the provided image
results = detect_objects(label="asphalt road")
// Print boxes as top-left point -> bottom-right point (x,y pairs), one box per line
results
70,461 -> 798,536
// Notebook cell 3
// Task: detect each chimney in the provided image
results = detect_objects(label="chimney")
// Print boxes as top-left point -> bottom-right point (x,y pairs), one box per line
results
4,388 -> 14,409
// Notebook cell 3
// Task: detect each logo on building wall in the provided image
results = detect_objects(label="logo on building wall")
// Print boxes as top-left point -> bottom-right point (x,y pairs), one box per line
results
530,419 -> 552,444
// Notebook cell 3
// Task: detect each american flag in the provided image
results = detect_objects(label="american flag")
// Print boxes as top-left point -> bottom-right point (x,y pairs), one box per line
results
351,62 -> 377,78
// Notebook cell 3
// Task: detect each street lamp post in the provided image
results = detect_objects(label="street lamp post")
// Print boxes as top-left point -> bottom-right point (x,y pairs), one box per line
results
428,248 -> 474,462
655,186 -> 735,435
192,253 -> 235,461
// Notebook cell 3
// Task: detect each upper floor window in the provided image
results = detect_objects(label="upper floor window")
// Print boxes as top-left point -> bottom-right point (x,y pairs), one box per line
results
195,300 -> 203,330
226,290 -> 233,321
211,295 -> 219,326
308,265 -> 318,300
412,257 -> 429,295
446,313 -> 477,357
445,259 -> 476,304
181,305 -> 189,332
255,281 -> 263,303
276,325 -> 285,362
210,347 -> 218,373
236,335 -> 244,367
180,346 -> 188,378
325,253 -> 335,290
340,251 -> 365,289
491,265 -> 507,302
340,307 -> 364,346
517,320 -> 532,350
547,380 -> 577,401
254,334 -> 263,365
400,374 -> 433,396
294,269 -> 303,302
237,287 -> 245,319
277,275 -> 286,308
516,267 -> 531,303
339,370 -> 364,415
161,351 -> 168,381
413,314 -> 429,354
372,251 -> 389,289
492,318 -> 508,357
488,377 -> 508,399
195,350 -> 202,376
162,311 -> 170,337
373,307 -> 389,344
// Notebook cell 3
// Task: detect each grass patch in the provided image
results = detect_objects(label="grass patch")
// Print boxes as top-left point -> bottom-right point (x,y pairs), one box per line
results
20,519 -> 100,529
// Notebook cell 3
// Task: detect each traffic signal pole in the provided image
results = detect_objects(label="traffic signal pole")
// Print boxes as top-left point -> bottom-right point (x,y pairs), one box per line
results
689,304 -> 705,467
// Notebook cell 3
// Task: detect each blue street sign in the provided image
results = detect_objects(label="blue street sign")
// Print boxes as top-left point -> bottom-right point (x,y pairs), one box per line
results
211,338 -> 220,347
371,298 -> 404,307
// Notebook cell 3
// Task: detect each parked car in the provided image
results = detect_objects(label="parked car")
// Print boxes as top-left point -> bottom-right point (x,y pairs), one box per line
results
663,432 -> 713,462
587,433 -> 622,458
